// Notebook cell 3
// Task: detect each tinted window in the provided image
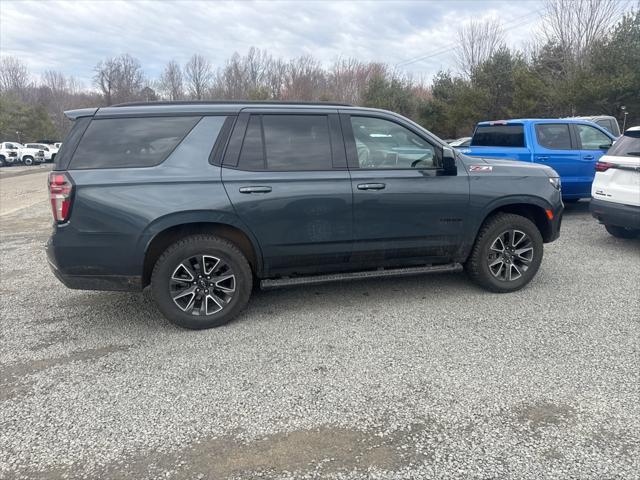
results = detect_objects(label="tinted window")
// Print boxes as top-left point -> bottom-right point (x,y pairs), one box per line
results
263,115 -> 332,170
607,130 -> 640,157
55,117 -> 90,169
471,125 -> 525,147
238,115 -> 265,170
535,124 -> 572,150
351,116 -> 436,168
71,116 -> 200,169
576,124 -> 612,150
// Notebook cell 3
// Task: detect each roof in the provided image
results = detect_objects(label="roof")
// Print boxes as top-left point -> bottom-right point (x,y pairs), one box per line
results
476,118 -> 608,125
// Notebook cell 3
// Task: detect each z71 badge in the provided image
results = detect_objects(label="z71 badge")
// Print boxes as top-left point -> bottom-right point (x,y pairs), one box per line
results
469,165 -> 493,172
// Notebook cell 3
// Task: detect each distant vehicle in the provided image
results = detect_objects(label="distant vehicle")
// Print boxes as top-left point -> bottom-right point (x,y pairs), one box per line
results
567,115 -> 621,137
590,126 -> 640,238
36,139 -> 61,145
54,142 -> 62,149
0,141 -> 20,166
449,137 -> 471,148
47,102 -> 563,329
16,143 -> 46,165
462,119 -> 617,201
25,143 -> 59,162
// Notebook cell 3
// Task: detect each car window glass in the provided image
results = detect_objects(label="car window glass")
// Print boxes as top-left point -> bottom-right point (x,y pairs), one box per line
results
71,116 -> 200,169
576,124 -> 611,150
535,124 -> 572,150
350,116 -> 436,169
471,125 -> 525,147
262,115 -> 332,170
607,131 -> 640,157
238,115 -> 265,170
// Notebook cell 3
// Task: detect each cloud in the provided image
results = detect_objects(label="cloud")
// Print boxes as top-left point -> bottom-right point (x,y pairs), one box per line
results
0,0 -> 547,86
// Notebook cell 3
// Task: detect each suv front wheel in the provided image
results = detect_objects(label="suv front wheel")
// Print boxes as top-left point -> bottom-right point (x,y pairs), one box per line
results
151,235 -> 252,329
465,213 -> 544,293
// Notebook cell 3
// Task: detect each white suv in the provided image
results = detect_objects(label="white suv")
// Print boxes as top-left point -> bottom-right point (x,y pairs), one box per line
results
591,126 -> 640,238
0,142 -> 21,166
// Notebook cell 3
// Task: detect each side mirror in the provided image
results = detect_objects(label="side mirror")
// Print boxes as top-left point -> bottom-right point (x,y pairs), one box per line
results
599,143 -> 611,151
442,147 -> 457,175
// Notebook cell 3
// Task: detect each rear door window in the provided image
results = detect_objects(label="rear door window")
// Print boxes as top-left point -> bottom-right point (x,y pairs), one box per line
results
535,124 -> 572,150
70,116 -> 200,169
471,125 -> 525,147
237,114 -> 332,171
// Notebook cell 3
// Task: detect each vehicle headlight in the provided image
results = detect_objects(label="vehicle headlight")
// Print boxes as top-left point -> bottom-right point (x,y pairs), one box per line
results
549,177 -> 561,190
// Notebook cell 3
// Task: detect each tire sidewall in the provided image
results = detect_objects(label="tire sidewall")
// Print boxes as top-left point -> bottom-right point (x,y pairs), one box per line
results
151,237 -> 252,329
475,217 -> 544,292
23,156 -> 33,166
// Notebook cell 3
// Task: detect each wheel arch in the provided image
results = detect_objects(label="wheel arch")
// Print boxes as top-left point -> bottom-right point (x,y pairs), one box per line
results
140,212 -> 263,287
476,197 -> 555,243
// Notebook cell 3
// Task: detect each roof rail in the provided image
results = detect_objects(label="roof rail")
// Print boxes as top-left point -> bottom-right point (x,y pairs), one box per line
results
111,100 -> 354,107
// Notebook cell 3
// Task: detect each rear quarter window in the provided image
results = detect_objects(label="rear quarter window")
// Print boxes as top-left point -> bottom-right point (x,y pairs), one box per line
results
70,116 -> 200,169
471,125 -> 525,147
607,130 -> 640,157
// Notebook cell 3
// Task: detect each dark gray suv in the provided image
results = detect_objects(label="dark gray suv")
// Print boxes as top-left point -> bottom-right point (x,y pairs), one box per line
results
47,102 -> 563,329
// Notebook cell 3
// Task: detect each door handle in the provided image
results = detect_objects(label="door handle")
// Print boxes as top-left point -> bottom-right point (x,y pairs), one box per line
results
357,183 -> 386,190
583,155 -> 595,160
536,156 -> 549,161
239,186 -> 272,194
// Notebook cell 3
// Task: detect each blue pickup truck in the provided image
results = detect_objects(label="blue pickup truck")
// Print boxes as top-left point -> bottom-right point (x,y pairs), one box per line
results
461,119 -> 618,200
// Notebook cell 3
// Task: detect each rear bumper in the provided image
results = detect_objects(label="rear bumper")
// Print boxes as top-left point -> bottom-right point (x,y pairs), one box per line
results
590,199 -> 640,230
46,237 -> 142,292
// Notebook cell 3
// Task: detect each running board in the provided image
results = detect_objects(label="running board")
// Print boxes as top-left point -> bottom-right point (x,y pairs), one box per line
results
260,263 -> 463,289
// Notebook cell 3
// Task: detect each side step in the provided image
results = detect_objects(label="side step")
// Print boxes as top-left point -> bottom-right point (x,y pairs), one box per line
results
260,263 -> 463,289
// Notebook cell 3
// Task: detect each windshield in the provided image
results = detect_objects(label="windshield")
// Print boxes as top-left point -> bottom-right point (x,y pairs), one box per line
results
471,124 -> 525,147
607,130 -> 640,157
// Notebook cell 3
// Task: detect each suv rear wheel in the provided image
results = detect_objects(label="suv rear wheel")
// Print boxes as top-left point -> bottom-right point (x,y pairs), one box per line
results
151,235 -> 252,329
465,213 -> 543,293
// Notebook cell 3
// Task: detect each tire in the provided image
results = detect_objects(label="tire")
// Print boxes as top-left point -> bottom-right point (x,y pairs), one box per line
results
465,213 -> 544,293
605,224 -> 639,239
23,156 -> 34,166
0,156 -> 5,167
151,235 -> 252,329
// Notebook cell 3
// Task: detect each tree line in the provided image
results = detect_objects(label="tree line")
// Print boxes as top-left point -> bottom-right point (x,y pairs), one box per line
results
1,0 -> 637,143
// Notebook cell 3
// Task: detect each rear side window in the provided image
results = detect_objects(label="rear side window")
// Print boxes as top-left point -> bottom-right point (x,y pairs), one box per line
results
55,116 -> 91,170
237,114 -> 332,171
471,125 -> 525,147
607,130 -> 640,157
535,124 -> 572,150
70,116 -> 200,169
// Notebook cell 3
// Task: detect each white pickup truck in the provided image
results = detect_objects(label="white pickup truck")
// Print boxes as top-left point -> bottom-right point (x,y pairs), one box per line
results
0,142 -> 45,166
25,143 -> 59,162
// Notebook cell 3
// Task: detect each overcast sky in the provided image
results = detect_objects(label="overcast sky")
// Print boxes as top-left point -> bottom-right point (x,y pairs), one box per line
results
0,0 -> 560,87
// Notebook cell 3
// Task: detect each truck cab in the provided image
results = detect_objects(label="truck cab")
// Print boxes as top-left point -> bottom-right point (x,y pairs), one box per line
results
461,119 -> 617,200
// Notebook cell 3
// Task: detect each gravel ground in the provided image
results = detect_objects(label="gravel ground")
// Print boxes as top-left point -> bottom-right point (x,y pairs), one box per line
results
1,173 -> 639,479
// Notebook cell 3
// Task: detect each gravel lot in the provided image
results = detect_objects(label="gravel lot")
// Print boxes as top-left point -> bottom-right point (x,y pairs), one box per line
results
1,171 -> 639,479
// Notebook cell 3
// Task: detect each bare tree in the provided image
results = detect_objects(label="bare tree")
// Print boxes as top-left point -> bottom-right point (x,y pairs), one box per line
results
455,18 -> 505,77
184,54 -> 213,100
94,54 -> 144,105
542,0 -> 627,66
0,56 -> 31,95
159,60 -> 184,101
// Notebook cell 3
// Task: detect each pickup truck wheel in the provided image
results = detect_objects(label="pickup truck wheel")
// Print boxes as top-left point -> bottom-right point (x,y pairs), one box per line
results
151,235 -> 252,329
604,225 -> 639,239
465,213 -> 543,293
0,156 -> 5,167
23,156 -> 34,166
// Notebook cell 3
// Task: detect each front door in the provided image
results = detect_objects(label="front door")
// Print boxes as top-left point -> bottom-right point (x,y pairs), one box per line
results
574,123 -> 614,196
221,111 -> 353,276
342,113 -> 470,268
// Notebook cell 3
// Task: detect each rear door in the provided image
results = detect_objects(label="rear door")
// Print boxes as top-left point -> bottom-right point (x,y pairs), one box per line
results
342,112 -> 469,267
221,110 -> 353,276
573,123 -> 614,197
532,123 -> 582,197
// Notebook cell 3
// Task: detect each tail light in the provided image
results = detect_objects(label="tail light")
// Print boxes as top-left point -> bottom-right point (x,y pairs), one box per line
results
595,161 -> 614,172
48,172 -> 73,222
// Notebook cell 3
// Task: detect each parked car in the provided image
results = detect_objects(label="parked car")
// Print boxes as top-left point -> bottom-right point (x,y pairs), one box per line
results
590,126 -> 640,238
47,102 -> 563,329
0,141 -> 20,166
449,136 -> 471,148
16,143 -> 46,165
567,115 -> 621,137
25,143 -> 58,162
461,119 -> 617,201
